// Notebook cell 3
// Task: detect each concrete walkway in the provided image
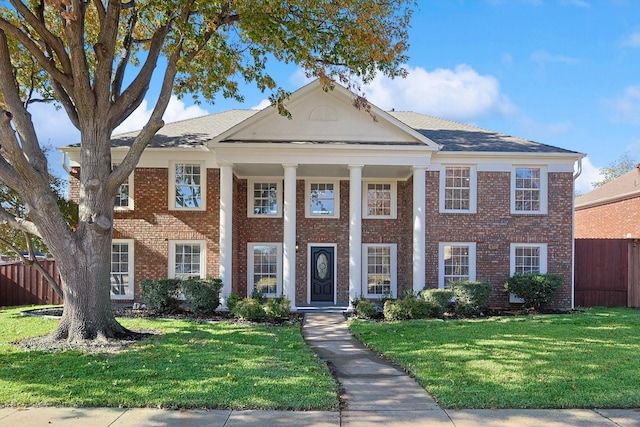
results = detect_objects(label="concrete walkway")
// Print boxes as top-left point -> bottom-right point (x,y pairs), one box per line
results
1,312 -> 640,426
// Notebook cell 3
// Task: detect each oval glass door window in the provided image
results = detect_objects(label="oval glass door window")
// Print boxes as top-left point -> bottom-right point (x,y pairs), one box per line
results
316,253 -> 328,279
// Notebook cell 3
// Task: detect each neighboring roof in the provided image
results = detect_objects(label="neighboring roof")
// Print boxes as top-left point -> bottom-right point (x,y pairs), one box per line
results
575,165 -> 640,209
390,111 -> 577,154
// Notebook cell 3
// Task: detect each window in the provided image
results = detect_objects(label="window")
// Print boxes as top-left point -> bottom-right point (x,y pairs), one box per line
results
110,239 -> 134,299
440,166 -> 476,213
439,243 -> 476,289
169,241 -> 206,279
363,181 -> 397,219
248,180 -> 282,217
306,181 -> 339,218
170,162 -> 205,210
512,166 -> 547,214
362,244 -> 397,298
248,243 -> 282,297
509,243 -> 547,302
112,164 -> 134,210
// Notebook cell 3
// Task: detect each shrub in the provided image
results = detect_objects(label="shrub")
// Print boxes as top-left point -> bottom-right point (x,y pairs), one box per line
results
264,298 -> 291,320
383,300 -> 406,321
505,273 -> 563,309
250,287 -> 267,303
421,288 -> 454,318
139,279 -> 182,313
181,278 -> 223,314
232,298 -> 266,320
450,281 -> 493,317
382,296 -> 434,321
226,292 -> 242,312
356,300 -> 378,319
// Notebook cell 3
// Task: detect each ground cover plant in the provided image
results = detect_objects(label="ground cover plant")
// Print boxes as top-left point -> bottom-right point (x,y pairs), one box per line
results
350,308 -> 640,409
0,306 -> 338,410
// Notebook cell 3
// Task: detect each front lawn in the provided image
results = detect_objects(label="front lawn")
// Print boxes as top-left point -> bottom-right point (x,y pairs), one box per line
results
350,308 -> 640,409
0,306 -> 338,410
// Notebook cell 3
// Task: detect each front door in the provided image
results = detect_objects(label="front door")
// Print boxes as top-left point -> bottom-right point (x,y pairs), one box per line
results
310,246 -> 334,302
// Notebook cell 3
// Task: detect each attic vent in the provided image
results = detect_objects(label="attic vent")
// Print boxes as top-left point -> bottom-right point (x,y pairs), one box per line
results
309,106 -> 337,121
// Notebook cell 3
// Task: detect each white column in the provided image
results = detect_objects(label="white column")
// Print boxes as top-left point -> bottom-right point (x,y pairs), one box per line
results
283,164 -> 298,310
348,165 -> 363,311
219,163 -> 234,309
412,166 -> 427,294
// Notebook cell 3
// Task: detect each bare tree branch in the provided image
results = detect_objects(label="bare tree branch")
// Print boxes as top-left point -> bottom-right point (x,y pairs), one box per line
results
0,205 -> 41,237
111,10 -> 137,99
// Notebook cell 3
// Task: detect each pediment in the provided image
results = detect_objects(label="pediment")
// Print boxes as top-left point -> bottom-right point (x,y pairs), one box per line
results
210,80 -> 439,149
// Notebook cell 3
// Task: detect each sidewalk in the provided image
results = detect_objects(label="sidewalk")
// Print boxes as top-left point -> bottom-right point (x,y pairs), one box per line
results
1,312 -> 639,426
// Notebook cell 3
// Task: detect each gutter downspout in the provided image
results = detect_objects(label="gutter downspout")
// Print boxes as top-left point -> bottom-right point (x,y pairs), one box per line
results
61,151 -> 72,175
571,157 -> 584,310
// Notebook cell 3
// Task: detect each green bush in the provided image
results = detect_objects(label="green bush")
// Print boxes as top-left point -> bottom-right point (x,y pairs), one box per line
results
505,273 -> 563,309
226,292 -> 242,312
264,298 -> 291,320
356,300 -> 378,319
382,296 -> 434,321
181,278 -> 223,314
421,288 -> 454,318
450,281 -> 493,317
139,278 -> 182,313
232,298 -> 266,320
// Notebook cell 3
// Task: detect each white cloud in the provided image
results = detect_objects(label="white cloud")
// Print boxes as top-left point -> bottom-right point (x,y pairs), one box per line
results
608,85 -> 640,124
575,157 -> 601,195
361,64 -> 516,121
114,95 -> 209,134
623,32 -> 640,47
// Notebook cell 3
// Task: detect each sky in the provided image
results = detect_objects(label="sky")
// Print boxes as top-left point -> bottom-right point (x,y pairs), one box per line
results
32,0 -> 640,195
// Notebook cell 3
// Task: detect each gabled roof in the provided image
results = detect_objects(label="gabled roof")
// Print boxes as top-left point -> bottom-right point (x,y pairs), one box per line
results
575,165 -> 640,209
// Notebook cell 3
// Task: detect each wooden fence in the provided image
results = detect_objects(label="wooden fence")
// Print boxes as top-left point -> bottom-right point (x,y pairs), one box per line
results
0,260 -> 63,306
574,239 -> 640,308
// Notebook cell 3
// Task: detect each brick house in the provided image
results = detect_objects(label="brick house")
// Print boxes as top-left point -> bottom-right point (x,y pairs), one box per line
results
61,80 -> 583,310
575,165 -> 640,239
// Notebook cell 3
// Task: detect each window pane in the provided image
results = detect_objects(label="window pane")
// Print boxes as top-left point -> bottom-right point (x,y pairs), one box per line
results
112,164 -> 130,208
515,168 -> 540,211
253,245 -> 278,294
515,246 -> 540,274
253,183 -> 278,215
175,163 -> 202,208
443,245 -> 470,287
110,242 -> 130,296
367,246 -> 391,295
367,183 -> 392,216
174,243 -> 202,279
310,183 -> 335,216
444,167 -> 471,210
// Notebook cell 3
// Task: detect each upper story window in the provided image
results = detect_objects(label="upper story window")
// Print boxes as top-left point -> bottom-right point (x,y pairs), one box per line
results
306,181 -> 340,218
170,162 -> 206,211
112,164 -> 134,210
110,239 -> 134,300
169,240 -> 206,279
512,166 -> 547,214
248,180 -> 282,217
363,181 -> 397,219
440,166 -> 476,213
439,242 -> 476,289
362,243 -> 397,298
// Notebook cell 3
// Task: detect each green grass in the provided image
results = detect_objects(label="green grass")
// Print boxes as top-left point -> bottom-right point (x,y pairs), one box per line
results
350,307 -> 640,409
0,306 -> 338,410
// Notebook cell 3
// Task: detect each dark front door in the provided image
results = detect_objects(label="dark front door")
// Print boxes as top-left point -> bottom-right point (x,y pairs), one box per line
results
310,246 -> 334,302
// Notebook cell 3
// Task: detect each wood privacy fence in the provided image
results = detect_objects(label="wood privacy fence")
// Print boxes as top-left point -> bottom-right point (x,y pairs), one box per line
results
574,239 -> 640,308
0,260 -> 63,306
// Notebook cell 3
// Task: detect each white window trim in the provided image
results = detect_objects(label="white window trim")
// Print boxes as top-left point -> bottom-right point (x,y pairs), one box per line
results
438,242 -> 477,289
511,166 -> 548,215
509,243 -> 548,303
113,164 -> 134,211
168,161 -> 207,211
110,239 -> 134,300
362,180 -> 397,219
305,180 -> 340,219
247,242 -> 283,298
168,240 -> 207,279
247,179 -> 283,218
362,243 -> 397,298
439,165 -> 477,213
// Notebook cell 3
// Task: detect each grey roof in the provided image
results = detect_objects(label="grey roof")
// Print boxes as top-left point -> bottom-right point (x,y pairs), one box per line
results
575,166 -> 640,209
389,111 -> 577,154
75,108 -> 576,155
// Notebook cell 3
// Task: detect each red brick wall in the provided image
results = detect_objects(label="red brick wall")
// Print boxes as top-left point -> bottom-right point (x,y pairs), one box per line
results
575,197 -> 640,239
424,171 -> 574,308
